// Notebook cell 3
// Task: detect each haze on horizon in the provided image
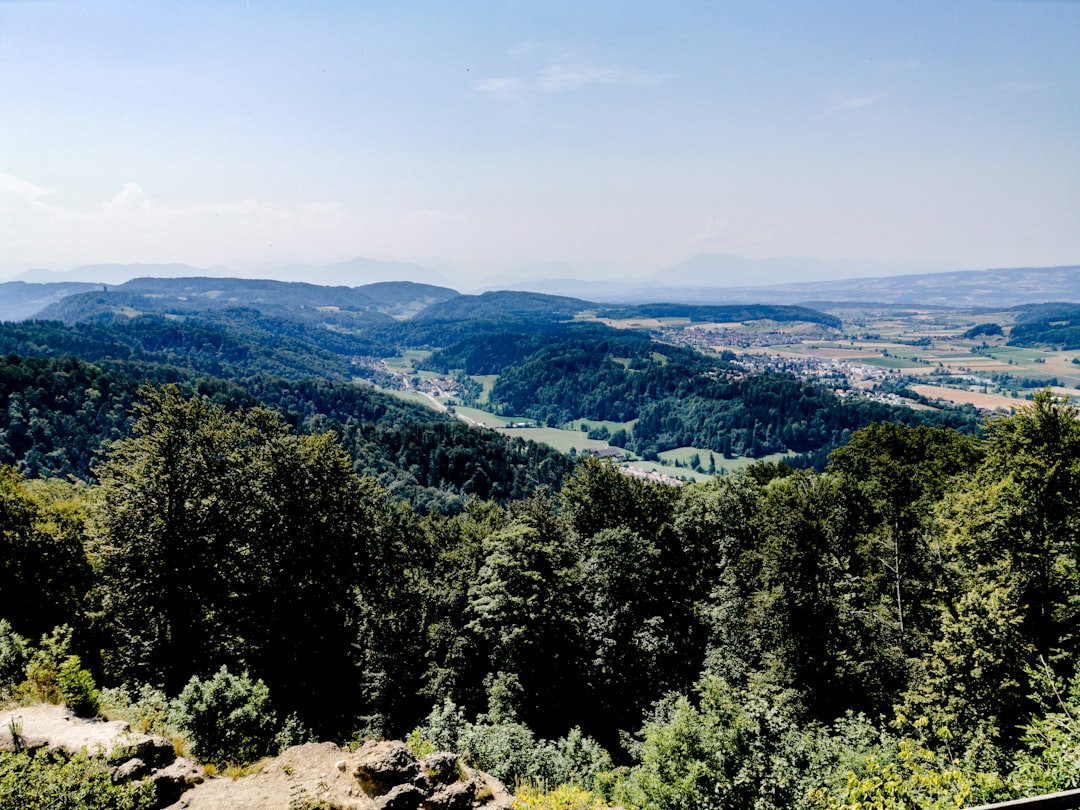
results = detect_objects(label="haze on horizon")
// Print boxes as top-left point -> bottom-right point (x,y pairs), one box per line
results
1,0 -> 1077,288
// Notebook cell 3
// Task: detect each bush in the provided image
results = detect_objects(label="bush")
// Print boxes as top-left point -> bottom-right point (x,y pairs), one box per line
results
19,624 -> 101,716
0,619 -> 29,699
0,749 -> 156,810
533,727 -> 613,791
416,701 -> 613,794
417,698 -> 469,752
56,655 -> 100,717
173,666 -> 280,766
21,625 -> 73,704
99,683 -> 178,737
458,721 -> 537,788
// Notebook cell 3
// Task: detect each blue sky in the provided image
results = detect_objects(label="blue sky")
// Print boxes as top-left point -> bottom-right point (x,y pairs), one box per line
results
1,0 -> 1077,285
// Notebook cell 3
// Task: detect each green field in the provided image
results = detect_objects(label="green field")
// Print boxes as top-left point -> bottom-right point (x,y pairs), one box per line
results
381,389 -> 446,410
657,446 -> 714,469
566,418 -> 637,433
470,375 -> 499,404
383,394 -> 796,481
383,350 -> 433,371
503,427 -> 612,455
451,405 -> 515,427
861,356 -> 925,369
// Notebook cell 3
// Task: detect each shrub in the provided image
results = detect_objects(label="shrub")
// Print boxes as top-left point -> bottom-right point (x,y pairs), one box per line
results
515,784 -> 613,810
55,655 -> 100,717
99,683 -> 178,737
21,625 -> 74,704
417,698 -> 469,752
19,624 -> 100,716
173,666 -> 280,766
0,749 -> 156,810
458,721 -> 537,788
0,620 -> 29,698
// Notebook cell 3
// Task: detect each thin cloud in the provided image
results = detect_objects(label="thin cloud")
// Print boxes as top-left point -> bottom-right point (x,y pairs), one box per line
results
476,58 -> 663,101
819,91 -> 889,118
0,171 -> 53,201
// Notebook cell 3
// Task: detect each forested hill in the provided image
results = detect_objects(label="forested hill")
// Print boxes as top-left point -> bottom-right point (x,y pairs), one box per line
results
34,276 -> 458,321
0,353 -> 572,513
423,323 -> 979,464
596,302 -> 842,329
411,290 -> 593,322
1007,302 -> 1080,349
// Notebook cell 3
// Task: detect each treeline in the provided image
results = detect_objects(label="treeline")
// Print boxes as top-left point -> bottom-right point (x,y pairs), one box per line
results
0,354 -> 571,513
4,389 -> 1080,807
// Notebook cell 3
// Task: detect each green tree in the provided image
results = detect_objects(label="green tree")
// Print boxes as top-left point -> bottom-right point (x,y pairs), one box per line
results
828,423 -> 982,662
0,466 -> 91,640
93,385 -> 387,732
750,471 -> 885,719
466,495 -> 584,737
919,393 -> 1080,747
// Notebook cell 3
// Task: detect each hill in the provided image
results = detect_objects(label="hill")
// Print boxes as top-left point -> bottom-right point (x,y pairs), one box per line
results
411,290 -> 594,322
498,264 -> 1080,308
596,302 -> 842,330
0,281 -> 99,322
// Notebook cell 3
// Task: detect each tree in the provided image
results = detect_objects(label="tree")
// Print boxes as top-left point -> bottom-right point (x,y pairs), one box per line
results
465,495 -> 584,737
923,392 -> 1080,746
92,385 -> 383,732
827,423 -> 983,702
0,467 -> 91,641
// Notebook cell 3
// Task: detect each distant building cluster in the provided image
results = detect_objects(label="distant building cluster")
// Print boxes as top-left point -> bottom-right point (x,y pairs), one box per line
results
619,465 -> 685,486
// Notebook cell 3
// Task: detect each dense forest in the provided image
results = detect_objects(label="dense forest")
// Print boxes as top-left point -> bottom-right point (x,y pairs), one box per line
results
0,354 -> 571,513
4,383 -> 1080,807
423,324 -> 978,464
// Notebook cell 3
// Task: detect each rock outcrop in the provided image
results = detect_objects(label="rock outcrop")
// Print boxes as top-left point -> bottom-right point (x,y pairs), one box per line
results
0,703 -> 514,810
1,703 -> 204,808
167,739 -> 514,810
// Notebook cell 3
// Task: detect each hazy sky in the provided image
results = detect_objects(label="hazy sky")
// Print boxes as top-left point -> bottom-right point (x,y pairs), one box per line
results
1,0 -> 1078,284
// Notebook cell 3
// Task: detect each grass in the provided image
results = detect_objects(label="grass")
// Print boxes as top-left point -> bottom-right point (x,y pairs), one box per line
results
382,350 -> 433,371
657,446 -> 714,466
565,418 -> 637,433
860,356 -> 925,369
503,427 -> 612,455
382,389 -> 446,410
470,375 -> 499,404
451,406 -> 516,427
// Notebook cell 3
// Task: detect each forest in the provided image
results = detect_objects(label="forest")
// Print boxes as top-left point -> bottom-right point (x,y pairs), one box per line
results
422,324 -> 978,463
4,381 -> 1080,808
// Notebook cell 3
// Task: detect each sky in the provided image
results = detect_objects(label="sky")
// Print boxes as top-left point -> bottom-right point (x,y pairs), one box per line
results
1,0 -> 1078,286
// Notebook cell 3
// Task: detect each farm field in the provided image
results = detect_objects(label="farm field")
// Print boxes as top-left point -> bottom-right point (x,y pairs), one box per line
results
707,304 -> 1080,405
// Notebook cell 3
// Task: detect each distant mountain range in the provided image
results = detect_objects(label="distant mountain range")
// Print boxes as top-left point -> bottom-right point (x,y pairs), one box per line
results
3,260 -> 1079,322
14,257 -> 452,289
501,263 -> 1080,308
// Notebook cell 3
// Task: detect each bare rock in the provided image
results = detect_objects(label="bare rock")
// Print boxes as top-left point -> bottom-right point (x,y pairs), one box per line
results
418,751 -> 459,787
113,756 -> 149,783
422,778 -> 475,810
151,756 -> 204,807
353,740 -> 420,796
374,783 -> 424,810
465,766 -> 515,810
